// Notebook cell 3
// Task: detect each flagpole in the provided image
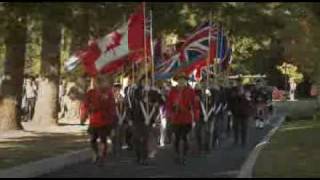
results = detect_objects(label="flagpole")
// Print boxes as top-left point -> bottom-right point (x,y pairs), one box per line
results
122,14 -> 126,86
227,39 -> 233,76
132,61 -> 135,84
121,66 -> 124,85
219,25 -> 224,76
206,11 -> 213,114
150,9 -> 155,87
224,36 -> 230,82
214,23 -> 220,82
143,2 -> 150,116
143,2 -> 148,87
226,38 -> 233,80
123,12 -> 134,84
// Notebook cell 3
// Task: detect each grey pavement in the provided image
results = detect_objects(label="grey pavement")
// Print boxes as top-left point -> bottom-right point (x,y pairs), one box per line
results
41,113 -> 283,178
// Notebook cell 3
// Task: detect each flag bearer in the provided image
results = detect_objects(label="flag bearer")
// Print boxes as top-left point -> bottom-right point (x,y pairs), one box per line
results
195,80 -> 213,154
166,72 -> 200,165
130,74 -> 152,165
80,75 -> 116,165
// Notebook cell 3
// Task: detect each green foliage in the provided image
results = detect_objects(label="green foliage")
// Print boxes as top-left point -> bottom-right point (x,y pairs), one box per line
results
25,16 -> 41,76
277,62 -> 304,84
274,3 -> 320,84
60,26 -> 72,76
150,3 -> 194,36
0,2 -> 319,88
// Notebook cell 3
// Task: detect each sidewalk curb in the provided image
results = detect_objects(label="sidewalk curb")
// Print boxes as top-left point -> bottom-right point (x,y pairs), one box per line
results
0,148 -> 91,178
237,114 -> 286,178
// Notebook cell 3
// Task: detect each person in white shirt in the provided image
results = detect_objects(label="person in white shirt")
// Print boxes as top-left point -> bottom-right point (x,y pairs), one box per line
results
289,78 -> 297,101
59,80 -> 67,118
25,78 -> 37,121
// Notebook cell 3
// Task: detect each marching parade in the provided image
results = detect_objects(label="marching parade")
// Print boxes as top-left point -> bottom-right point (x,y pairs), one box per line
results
62,2 -> 274,167
1,1 -> 320,178
74,71 -> 273,167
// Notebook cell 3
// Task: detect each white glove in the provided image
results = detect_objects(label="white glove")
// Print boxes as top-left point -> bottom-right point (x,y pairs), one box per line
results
80,124 -> 88,131
120,89 -> 125,98
192,121 -> 196,128
111,129 -> 115,137
145,85 -> 151,91
205,89 -> 211,96
223,103 -> 228,111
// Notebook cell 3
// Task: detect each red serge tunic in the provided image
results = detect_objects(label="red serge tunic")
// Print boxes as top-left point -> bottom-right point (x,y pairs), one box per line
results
165,86 -> 200,125
81,88 -> 116,128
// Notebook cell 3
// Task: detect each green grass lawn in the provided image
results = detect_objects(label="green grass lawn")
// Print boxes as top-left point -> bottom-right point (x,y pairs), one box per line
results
253,118 -> 320,178
273,99 -> 318,120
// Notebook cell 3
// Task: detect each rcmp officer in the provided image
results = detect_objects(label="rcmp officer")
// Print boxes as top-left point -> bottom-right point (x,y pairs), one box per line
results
80,75 -> 117,165
165,72 -> 200,165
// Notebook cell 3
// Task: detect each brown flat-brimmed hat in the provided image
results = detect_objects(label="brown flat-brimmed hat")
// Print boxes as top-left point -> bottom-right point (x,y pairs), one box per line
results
113,82 -> 122,88
173,72 -> 189,81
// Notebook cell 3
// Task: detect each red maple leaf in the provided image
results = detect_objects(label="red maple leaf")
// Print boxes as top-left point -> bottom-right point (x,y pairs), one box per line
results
105,32 -> 123,54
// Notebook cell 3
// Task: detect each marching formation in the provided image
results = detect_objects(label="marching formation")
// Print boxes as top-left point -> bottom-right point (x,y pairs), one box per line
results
79,72 -> 273,166
60,2 -> 274,168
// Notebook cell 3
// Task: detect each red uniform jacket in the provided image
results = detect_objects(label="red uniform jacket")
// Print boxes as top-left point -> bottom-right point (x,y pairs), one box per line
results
166,86 -> 200,125
81,88 -> 116,127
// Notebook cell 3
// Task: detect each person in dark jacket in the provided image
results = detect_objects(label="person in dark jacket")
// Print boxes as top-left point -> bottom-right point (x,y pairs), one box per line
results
130,74 -> 163,165
211,80 -> 228,148
147,84 -> 165,159
230,79 -> 254,147
129,75 -> 149,165
122,76 -> 136,150
195,81 -> 214,153
224,83 -> 234,137
112,83 -> 126,157
252,80 -> 269,129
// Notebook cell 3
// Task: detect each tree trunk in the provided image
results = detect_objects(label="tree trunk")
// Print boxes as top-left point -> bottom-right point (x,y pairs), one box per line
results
315,63 -> 320,111
317,81 -> 320,111
65,6 -> 89,122
32,12 -> 62,126
0,7 -> 27,131
70,5 -> 89,53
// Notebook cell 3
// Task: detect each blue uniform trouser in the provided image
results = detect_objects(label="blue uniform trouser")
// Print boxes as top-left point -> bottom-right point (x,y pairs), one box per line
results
213,113 -> 224,147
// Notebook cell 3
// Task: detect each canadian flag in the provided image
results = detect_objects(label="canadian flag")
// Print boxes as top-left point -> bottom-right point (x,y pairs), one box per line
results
65,3 -> 151,76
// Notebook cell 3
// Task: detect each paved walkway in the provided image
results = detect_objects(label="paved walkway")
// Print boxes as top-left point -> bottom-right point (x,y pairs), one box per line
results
41,113 -> 283,178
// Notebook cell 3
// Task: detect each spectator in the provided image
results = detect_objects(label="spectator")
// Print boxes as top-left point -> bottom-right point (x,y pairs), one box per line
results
24,77 -> 37,121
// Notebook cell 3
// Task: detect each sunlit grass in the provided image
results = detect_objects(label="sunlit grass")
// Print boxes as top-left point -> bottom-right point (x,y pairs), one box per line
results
0,133 -> 87,169
254,118 -> 320,178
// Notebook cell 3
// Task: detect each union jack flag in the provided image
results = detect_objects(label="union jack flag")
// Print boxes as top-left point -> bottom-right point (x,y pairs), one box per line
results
155,22 -> 219,80
155,53 -> 181,80
179,22 -> 219,63
182,25 -> 231,78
